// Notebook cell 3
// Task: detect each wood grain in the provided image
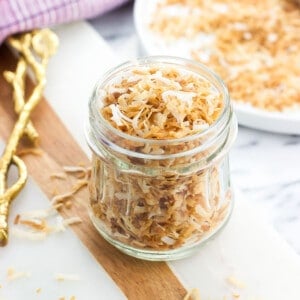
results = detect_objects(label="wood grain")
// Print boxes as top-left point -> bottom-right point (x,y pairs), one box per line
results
0,45 -> 187,300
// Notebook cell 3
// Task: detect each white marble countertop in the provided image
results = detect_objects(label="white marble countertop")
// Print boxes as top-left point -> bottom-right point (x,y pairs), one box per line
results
90,2 -> 300,254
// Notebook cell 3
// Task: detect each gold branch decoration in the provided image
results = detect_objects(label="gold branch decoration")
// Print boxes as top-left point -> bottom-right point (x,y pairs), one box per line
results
0,29 -> 58,246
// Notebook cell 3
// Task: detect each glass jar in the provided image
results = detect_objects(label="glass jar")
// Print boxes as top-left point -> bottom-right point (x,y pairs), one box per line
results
86,56 -> 237,261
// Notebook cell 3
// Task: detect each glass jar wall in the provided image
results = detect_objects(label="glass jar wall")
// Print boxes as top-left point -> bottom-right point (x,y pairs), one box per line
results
86,56 -> 237,261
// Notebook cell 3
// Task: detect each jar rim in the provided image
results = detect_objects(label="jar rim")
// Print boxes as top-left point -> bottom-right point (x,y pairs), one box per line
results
89,55 -> 231,146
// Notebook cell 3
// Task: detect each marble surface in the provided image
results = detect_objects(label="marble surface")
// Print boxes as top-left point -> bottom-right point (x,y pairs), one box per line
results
89,2 -> 300,254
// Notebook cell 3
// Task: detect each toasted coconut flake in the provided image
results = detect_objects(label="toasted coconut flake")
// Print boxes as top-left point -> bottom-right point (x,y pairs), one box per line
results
36,288 -> 42,294
63,166 -> 89,174
226,276 -> 246,289
75,172 -> 87,179
99,65 -> 222,139
109,104 -> 132,126
50,191 -> 73,205
71,180 -> 88,193
149,0 -> 300,112
11,227 -> 47,241
51,177 -> 88,206
50,172 -> 67,180
62,216 -> 82,226
13,214 -> 20,225
7,268 -> 31,281
162,90 -> 196,107
7,268 -> 14,277
90,63 -> 232,251
19,218 -> 47,231
161,236 -> 176,245
183,288 -> 201,300
54,273 -> 80,281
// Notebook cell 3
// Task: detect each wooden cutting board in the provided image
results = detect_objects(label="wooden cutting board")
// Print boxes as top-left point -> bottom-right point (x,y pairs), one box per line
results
0,44 -> 186,300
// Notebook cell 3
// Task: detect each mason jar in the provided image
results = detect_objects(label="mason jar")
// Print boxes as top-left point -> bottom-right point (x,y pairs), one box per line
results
86,56 -> 237,261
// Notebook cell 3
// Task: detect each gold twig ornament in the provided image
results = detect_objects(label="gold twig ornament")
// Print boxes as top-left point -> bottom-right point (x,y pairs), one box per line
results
0,29 -> 58,246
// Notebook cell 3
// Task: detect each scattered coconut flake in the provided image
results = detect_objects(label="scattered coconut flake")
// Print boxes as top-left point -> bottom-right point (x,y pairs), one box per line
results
232,293 -> 241,299
19,218 -> 47,231
7,268 -> 31,281
226,276 -> 246,289
71,180 -> 88,193
36,288 -> 42,294
50,172 -> 67,180
183,288 -> 201,300
50,191 -> 73,205
13,214 -> 20,225
54,273 -> 80,281
63,166 -> 89,174
62,216 -> 82,227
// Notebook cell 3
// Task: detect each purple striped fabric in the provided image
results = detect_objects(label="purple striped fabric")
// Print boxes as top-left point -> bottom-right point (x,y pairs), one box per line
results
0,0 -> 129,44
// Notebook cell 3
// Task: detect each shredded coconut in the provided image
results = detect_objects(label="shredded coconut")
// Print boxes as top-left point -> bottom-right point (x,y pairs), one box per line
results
183,288 -> 201,300
100,66 -> 220,139
149,0 -> 300,111
90,64 -> 231,251
50,172 -> 67,179
63,165 -> 90,174
6,268 -> 31,281
54,273 -> 80,281
226,276 -> 246,289
63,216 -> 82,226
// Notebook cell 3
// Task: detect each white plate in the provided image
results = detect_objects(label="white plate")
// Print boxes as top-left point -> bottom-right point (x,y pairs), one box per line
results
134,0 -> 300,135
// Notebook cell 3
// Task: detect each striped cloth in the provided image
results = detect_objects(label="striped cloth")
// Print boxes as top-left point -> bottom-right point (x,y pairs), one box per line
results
0,0 -> 129,44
